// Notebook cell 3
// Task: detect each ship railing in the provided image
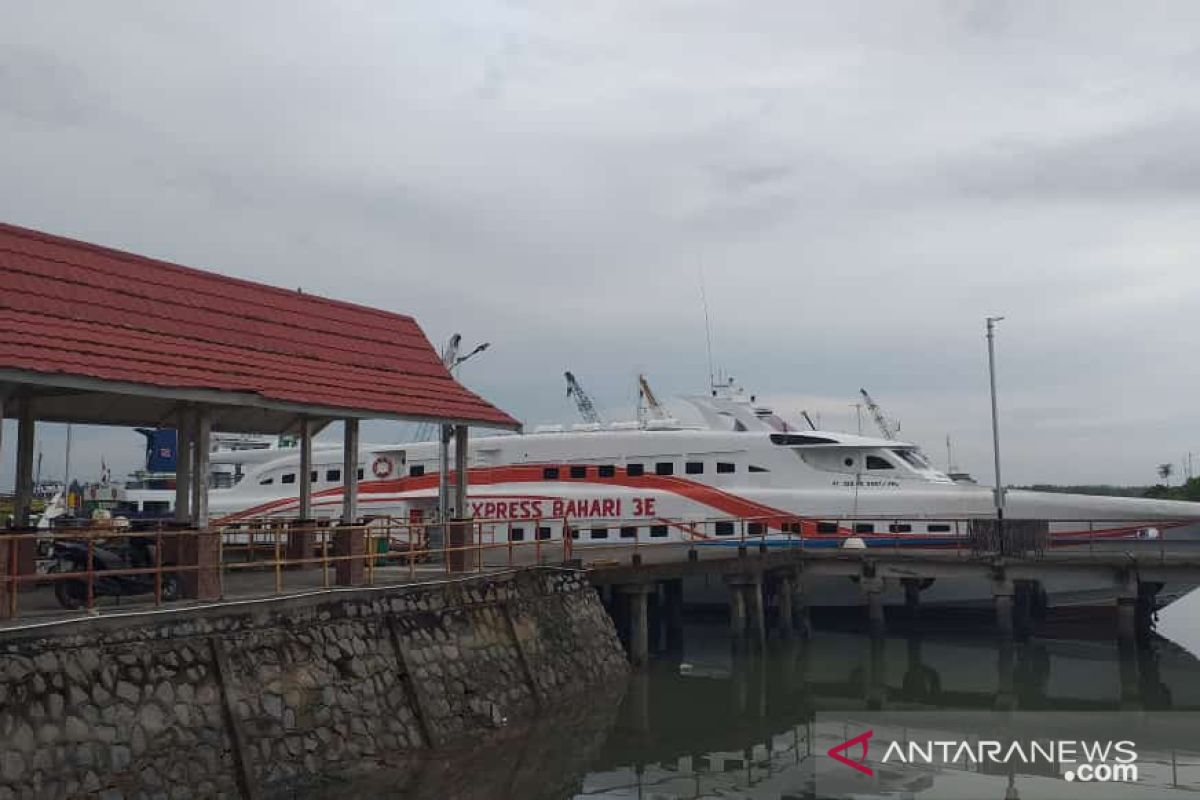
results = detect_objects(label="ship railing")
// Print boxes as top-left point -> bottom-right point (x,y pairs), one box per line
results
0,514 -> 1195,623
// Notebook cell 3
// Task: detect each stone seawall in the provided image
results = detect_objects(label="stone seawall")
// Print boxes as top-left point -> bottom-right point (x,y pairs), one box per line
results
0,567 -> 627,799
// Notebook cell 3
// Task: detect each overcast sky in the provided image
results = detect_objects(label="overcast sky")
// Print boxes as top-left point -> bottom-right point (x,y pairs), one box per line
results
3,1 -> 1200,489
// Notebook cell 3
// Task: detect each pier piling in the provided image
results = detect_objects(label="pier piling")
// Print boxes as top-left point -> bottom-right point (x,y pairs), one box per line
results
663,579 -> 684,651
777,573 -> 795,638
619,584 -> 654,667
861,573 -> 885,635
992,578 -> 1014,640
902,578 -> 921,620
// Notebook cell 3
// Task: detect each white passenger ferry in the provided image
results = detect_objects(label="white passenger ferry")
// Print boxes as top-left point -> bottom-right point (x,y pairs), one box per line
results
202,385 -> 1200,611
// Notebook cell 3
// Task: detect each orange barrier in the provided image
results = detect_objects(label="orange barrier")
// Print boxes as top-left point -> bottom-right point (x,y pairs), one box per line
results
0,514 -> 1191,622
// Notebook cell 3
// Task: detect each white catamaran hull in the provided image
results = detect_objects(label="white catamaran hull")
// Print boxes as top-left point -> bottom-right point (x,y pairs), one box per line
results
195,416 -> 1200,612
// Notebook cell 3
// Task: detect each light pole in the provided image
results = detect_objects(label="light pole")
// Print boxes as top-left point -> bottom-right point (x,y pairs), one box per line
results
986,316 -> 1006,534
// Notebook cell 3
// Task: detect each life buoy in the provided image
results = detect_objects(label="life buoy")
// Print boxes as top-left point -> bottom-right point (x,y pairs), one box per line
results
371,456 -> 394,479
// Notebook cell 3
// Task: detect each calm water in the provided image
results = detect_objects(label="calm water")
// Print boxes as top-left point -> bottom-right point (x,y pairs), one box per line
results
311,598 -> 1200,800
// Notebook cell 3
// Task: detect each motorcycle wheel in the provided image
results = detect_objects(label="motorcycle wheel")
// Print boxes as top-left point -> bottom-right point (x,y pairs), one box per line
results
54,579 -> 88,610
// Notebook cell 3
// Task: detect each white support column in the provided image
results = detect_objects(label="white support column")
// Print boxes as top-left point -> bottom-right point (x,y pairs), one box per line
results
299,417 -> 313,520
453,424 -> 469,519
14,397 -> 35,527
174,409 -> 193,524
342,418 -> 359,525
192,407 -> 211,528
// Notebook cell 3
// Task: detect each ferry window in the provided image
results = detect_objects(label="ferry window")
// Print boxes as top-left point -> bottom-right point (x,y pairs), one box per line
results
543,467 -> 560,480
893,449 -> 932,470
865,455 -> 894,470
748,522 -> 764,536
570,527 -> 580,539
748,465 -> 769,473
928,523 -> 952,533
598,465 -> 615,478
357,469 -> 364,480
716,462 -> 736,474
626,463 -> 644,476
326,469 -> 341,482
537,526 -> 552,540
590,527 -> 608,540
570,465 -> 587,479
511,527 -> 525,542
784,522 -> 802,534
889,523 -> 912,533
650,525 -> 669,538
817,521 -> 838,534
281,473 -> 296,485
854,523 -> 875,534
409,465 -> 424,477
619,526 -> 637,539
714,521 -> 734,536
843,457 -> 856,468
310,471 -> 318,482
685,462 -> 704,475
259,477 -> 274,486
655,462 -> 674,476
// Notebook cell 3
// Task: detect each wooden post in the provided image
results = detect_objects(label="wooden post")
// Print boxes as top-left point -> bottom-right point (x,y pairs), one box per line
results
341,418 -> 359,525
335,419 -> 363,586
453,424 -> 469,519
14,397 -> 34,527
298,416 -> 313,520
192,407 -> 211,528
174,408 -> 192,524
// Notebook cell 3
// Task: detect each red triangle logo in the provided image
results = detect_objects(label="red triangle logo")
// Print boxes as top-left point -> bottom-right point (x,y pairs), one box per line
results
827,729 -> 874,776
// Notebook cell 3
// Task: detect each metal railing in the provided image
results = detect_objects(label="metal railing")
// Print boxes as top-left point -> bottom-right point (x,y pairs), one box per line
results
0,513 -> 1195,623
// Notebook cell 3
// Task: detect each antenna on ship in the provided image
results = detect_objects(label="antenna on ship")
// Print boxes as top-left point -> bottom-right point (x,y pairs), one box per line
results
564,371 -> 603,425
699,267 -> 717,394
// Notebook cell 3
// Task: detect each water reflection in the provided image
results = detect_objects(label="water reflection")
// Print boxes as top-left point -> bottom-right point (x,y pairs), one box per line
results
580,626 -> 1200,799
318,626 -> 1200,798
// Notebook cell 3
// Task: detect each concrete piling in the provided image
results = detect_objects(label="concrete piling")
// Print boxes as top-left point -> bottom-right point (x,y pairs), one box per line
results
902,578 -> 921,620
663,579 -> 684,651
619,584 -> 654,667
725,575 -> 765,650
993,578 -> 1014,640
861,575 -> 885,636
777,573 -> 795,638
729,581 -> 748,640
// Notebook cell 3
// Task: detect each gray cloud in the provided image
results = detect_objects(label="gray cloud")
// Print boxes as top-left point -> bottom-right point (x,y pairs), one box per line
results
3,1 -> 1200,489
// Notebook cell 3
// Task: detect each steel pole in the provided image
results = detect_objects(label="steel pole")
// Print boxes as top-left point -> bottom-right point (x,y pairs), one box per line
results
986,316 -> 1005,531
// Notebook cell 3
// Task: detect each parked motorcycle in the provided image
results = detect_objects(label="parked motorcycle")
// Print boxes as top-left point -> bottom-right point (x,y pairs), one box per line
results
50,537 -> 181,609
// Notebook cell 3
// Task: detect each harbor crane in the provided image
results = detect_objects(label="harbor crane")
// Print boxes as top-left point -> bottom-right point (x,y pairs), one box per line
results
565,371 -> 603,425
859,388 -> 898,441
637,373 -> 670,425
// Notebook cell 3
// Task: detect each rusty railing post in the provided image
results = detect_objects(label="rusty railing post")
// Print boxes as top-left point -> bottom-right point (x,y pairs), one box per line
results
155,524 -> 164,606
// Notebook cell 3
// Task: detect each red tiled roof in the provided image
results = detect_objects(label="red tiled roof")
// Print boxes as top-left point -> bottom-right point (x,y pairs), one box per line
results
0,221 -> 520,428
